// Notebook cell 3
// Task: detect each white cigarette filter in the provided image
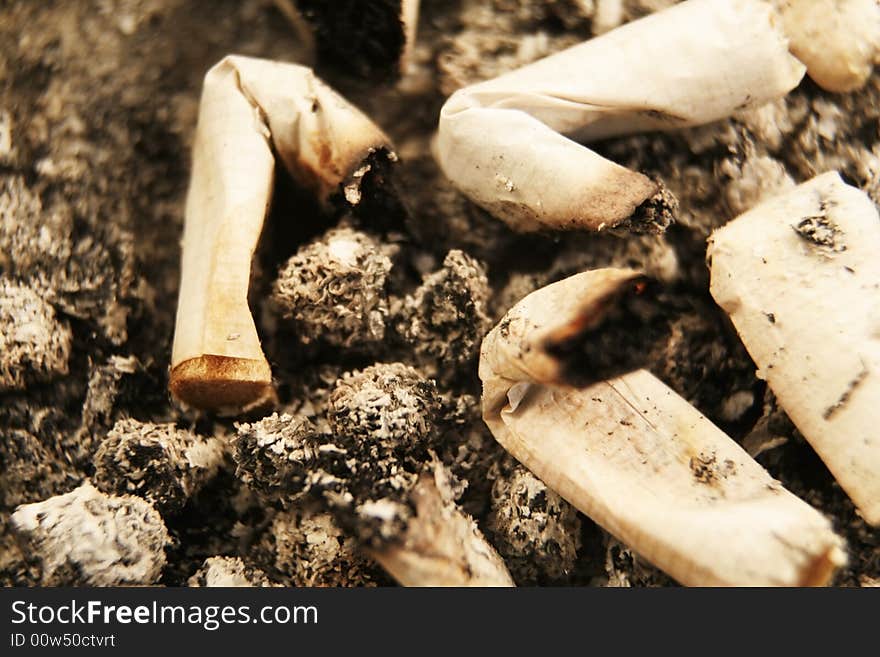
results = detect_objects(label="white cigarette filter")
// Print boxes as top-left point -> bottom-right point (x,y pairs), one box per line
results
709,172 -> 880,526
436,0 -> 805,232
170,55 -> 393,414
773,0 -> 880,93
480,270 -> 846,586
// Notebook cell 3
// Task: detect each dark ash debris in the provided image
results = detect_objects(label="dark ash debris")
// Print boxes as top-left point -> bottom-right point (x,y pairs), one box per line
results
233,413 -> 324,503
487,461 -> 581,585
793,213 -> 847,253
272,227 -> 395,351
94,418 -> 225,515
393,250 -> 492,381
294,0 -> 408,81
616,180 -> 679,234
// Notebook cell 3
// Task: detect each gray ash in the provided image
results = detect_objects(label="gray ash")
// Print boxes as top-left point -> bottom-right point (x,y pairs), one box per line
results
271,227 -> 395,352
234,413 -> 324,503
487,461 -> 581,585
393,250 -> 492,381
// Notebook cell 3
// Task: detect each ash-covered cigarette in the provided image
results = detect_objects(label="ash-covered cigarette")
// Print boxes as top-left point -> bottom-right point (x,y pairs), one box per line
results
10,482 -> 169,586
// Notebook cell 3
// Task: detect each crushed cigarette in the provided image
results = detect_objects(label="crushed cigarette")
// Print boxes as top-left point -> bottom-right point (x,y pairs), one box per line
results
774,0 -> 880,93
170,55 -> 394,414
480,270 -> 847,586
436,0 -> 805,232
10,482 -> 170,586
708,171 -> 880,526
271,227 -> 395,350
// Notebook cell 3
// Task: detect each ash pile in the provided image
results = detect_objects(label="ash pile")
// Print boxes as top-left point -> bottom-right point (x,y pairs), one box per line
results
2,0 -> 879,588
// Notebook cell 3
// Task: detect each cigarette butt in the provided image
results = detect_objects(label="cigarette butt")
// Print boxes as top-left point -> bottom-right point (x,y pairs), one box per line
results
170,55 -> 393,414
709,171 -> 880,525
436,0 -> 804,232
480,270 -> 846,586
774,0 -> 880,93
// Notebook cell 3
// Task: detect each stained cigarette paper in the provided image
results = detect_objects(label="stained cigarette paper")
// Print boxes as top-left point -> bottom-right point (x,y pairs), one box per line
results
709,172 -> 880,526
480,270 -> 846,586
370,465 -> 515,587
774,0 -> 880,93
437,0 -> 804,232
170,55 -> 392,414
